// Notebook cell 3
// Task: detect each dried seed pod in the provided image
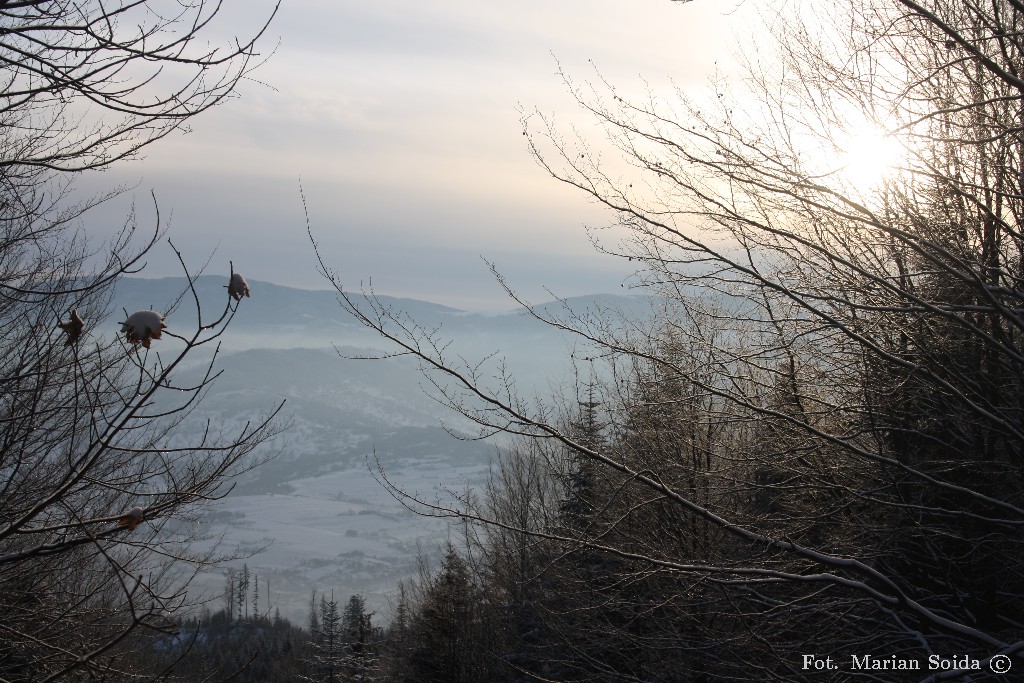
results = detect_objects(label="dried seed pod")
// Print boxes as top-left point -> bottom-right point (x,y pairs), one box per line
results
115,507 -> 144,530
57,308 -> 84,345
121,310 -> 167,349
228,272 -> 250,301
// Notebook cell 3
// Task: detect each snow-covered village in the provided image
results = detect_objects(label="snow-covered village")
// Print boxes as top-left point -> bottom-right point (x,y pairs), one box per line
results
2,2 -> 1023,681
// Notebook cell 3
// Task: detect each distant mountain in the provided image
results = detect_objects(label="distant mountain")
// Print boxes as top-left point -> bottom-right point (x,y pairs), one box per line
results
110,275 -> 658,338
109,276 -> 461,349
111,276 -> 660,388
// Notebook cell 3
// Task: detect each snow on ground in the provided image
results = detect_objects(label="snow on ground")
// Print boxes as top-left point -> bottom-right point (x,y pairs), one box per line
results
190,453 -> 491,625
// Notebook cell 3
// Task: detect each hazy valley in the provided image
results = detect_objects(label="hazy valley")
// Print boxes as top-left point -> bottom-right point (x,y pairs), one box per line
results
110,276 -> 651,623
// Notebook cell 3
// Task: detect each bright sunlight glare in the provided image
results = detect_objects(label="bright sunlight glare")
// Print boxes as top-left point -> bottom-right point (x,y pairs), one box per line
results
835,123 -> 904,194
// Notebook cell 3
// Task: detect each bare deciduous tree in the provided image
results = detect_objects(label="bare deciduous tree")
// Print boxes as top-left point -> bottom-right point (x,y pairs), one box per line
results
0,0 -> 279,172
0,1 -> 281,679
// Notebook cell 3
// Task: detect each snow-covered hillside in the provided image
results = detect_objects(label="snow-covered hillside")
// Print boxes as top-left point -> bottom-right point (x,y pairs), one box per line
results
172,345 -> 498,624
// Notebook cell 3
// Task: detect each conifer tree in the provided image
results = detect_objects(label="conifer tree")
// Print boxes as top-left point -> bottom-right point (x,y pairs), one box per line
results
406,546 -> 492,683
303,592 -> 344,683
342,594 -> 379,682
224,569 -> 237,623
253,572 -> 261,621
237,564 -> 251,622
308,590 -> 321,636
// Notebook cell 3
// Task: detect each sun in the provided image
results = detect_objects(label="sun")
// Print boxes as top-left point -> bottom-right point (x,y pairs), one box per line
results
834,123 -> 904,194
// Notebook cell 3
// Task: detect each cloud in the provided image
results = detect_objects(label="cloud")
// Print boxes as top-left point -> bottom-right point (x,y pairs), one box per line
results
73,0 -> 738,309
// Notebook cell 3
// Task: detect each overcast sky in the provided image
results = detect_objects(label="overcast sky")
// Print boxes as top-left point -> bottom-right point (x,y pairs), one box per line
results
81,0 -> 747,310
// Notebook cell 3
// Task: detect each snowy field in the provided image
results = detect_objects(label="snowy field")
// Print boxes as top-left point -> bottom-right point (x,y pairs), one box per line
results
187,426 -> 494,625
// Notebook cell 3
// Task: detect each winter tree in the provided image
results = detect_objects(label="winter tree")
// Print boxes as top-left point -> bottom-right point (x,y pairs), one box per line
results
224,568 -> 238,622
238,563 -> 252,621
341,594 -> 380,682
253,572 -> 261,621
306,592 -> 344,683
0,1 -> 281,679
404,546 -> 494,683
